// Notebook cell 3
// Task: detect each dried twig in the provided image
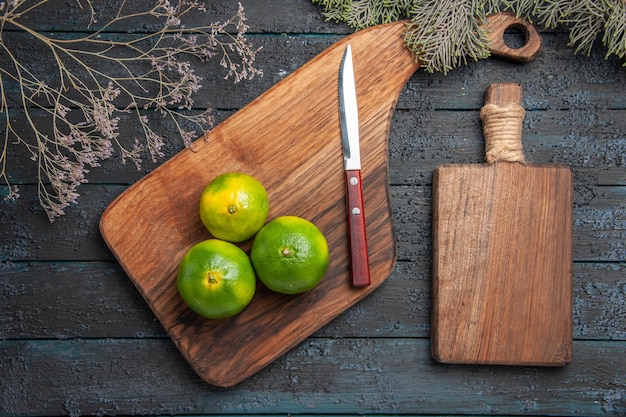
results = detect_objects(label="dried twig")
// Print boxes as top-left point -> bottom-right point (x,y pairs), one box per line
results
0,0 -> 262,221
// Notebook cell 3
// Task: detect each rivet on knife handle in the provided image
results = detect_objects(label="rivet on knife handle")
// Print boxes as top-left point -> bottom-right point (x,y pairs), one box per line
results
345,169 -> 371,287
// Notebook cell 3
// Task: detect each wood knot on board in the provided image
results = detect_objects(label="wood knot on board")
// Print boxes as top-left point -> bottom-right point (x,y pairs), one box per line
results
480,103 -> 526,164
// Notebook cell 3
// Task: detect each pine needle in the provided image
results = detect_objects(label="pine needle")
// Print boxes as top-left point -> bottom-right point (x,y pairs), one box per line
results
404,0 -> 497,73
312,0 -> 626,71
602,0 -> 626,63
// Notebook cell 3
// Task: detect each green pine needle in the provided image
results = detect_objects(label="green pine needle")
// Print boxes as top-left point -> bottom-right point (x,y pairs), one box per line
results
601,0 -> 626,61
404,0 -> 499,73
312,0 -> 626,72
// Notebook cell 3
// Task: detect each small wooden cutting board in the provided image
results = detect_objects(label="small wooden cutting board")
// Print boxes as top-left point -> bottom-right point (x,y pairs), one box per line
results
431,83 -> 573,366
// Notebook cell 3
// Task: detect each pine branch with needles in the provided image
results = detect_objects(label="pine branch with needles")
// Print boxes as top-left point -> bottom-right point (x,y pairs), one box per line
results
313,0 -> 626,72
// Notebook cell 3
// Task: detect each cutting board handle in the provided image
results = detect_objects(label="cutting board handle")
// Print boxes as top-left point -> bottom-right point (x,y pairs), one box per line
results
480,82 -> 526,164
484,13 -> 542,63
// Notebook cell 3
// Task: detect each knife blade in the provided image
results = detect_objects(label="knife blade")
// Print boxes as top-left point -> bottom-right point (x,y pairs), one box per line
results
339,44 -> 371,287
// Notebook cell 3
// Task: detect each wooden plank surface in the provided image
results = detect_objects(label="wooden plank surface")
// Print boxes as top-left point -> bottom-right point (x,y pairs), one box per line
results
1,0 -> 625,414
2,338 -> 624,416
1,260 -> 624,341
2,184 -> 623,263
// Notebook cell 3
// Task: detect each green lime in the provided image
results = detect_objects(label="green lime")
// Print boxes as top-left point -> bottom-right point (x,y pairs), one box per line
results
199,172 -> 269,242
250,216 -> 329,294
177,239 -> 256,319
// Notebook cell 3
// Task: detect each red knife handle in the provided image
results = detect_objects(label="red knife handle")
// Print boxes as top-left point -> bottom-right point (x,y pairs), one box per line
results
345,169 -> 371,287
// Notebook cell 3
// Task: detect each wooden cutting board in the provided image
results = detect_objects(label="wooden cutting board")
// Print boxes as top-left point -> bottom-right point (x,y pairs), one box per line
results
100,22 -> 420,387
431,83 -> 573,366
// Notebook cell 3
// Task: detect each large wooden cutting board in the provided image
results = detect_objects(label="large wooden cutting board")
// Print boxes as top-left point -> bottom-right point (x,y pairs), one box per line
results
100,22 -> 420,387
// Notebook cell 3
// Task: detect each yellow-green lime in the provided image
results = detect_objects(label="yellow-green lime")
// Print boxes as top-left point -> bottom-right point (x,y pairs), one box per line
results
199,172 -> 269,242
177,239 -> 256,319
250,216 -> 329,294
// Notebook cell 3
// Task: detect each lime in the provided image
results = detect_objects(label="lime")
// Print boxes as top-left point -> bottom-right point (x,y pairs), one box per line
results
199,172 -> 269,242
177,239 -> 256,319
250,216 -> 329,294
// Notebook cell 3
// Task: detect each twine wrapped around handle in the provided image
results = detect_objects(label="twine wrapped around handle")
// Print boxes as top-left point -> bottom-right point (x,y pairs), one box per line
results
480,83 -> 526,164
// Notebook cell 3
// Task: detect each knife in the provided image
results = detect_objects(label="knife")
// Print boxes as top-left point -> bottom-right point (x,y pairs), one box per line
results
339,44 -> 371,287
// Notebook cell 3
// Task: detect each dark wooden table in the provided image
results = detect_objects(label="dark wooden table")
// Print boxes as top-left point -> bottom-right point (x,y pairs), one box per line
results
2,1 -> 625,415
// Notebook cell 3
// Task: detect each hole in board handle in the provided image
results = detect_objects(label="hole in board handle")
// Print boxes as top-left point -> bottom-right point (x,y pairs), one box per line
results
503,23 -> 530,50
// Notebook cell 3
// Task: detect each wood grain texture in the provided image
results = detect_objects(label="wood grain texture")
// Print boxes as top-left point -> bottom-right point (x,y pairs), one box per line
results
2,338 -> 624,416
3,260 -> 624,341
2,181 -> 622,263
2,1 -> 626,414
484,13 -> 542,63
432,163 -> 573,365
345,169 -> 371,286
99,22 -> 420,387
431,84 -> 574,366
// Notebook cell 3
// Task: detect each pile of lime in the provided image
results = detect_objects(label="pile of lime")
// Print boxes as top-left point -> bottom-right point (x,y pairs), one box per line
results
177,172 -> 329,319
